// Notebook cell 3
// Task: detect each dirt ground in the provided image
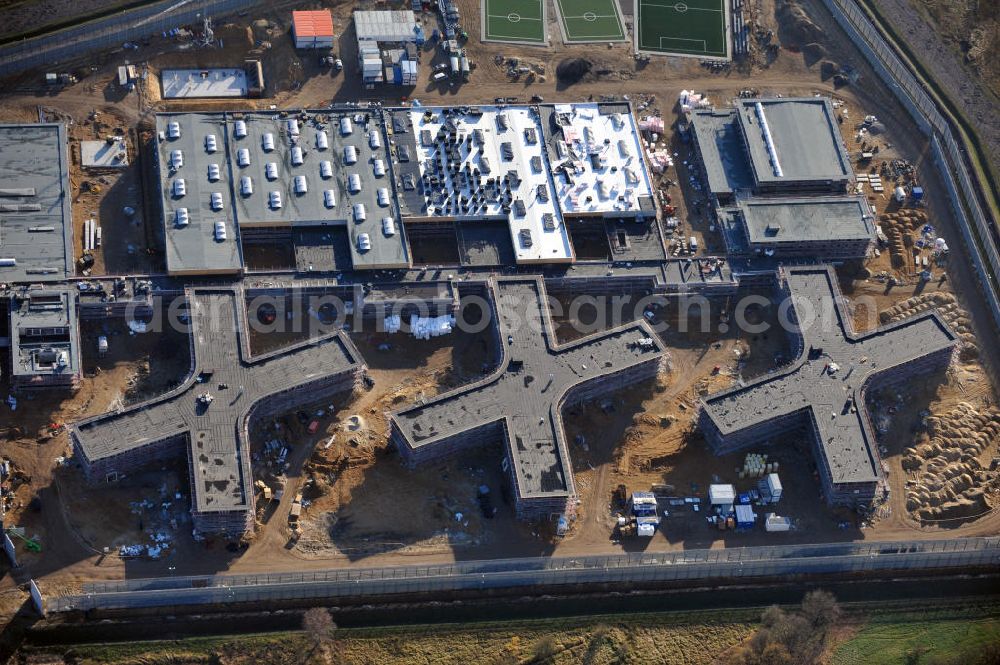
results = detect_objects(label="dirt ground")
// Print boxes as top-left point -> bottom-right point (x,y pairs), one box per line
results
1,0 -> 999,627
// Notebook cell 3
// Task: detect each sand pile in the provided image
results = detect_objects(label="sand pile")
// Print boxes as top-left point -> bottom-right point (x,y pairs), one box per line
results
903,402 -> 999,521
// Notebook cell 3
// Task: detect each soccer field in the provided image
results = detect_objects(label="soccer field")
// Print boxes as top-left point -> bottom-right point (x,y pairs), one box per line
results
554,0 -> 626,43
482,0 -> 546,44
635,0 -> 728,58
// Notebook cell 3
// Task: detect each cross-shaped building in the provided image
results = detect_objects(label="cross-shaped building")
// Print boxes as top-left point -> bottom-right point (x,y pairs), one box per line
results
71,288 -> 364,537
389,278 -> 668,519
699,266 -> 956,506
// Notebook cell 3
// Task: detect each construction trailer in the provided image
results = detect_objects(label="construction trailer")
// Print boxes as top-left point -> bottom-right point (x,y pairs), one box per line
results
735,503 -> 756,529
292,10 -> 335,49
764,513 -> 791,532
758,472 -> 782,503
708,483 -> 736,514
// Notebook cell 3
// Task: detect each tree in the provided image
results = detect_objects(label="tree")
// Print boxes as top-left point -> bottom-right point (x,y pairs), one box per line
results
800,590 -> 841,629
302,607 -> 338,662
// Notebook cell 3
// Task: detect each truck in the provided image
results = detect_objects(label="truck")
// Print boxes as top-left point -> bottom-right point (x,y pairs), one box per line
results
627,491 -> 660,537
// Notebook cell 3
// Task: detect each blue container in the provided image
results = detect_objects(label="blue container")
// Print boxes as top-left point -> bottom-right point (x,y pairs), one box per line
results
912,186 -> 924,201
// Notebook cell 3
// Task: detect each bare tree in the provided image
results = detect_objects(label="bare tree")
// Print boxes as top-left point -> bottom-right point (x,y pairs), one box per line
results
302,607 -> 338,662
800,590 -> 841,629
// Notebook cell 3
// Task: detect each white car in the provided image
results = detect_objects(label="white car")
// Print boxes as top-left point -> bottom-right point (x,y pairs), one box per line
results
323,189 -> 336,208
166,121 -> 181,139
214,221 -> 227,241
207,163 -> 221,181
291,146 -> 304,166
205,134 -> 217,153
348,173 -> 361,193
319,160 -> 333,179
294,175 -> 308,194
353,203 -> 366,222
262,132 -> 275,151
316,131 -> 329,150
382,216 -> 395,236
265,162 -> 279,180
373,159 -> 386,177
234,120 -> 247,138
175,208 -> 189,226
170,150 -> 183,169
269,191 -> 283,209
240,176 -> 253,196
357,233 -> 371,251
237,148 -> 251,167
210,192 -> 224,211
172,178 -> 186,197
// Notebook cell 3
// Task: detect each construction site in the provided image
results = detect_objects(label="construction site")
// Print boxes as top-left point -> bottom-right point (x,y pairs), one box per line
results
0,0 -> 997,640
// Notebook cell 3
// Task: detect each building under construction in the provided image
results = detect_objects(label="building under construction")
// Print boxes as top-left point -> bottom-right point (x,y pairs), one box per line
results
699,266 -> 956,507
70,288 -> 365,537
390,277 -> 668,519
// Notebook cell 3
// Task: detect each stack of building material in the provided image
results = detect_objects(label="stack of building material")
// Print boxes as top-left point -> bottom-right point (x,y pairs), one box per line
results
410,314 -> 456,339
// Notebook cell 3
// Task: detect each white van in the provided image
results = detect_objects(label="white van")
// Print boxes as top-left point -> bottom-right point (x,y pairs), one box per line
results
172,178 -> 186,197
210,192 -> 224,211
265,162 -> 279,180
319,160 -> 333,179
204,134 -> 217,153
343,145 -> 358,165
340,117 -> 353,135
207,163 -> 221,181
167,121 -> 181,139
269,191 -> 283,209
368,130 -> 381,149
170,150 -> 183,169
175,208 -> 189,226
316,131 -> 329,150
373,159 -> 386,177
357,233 -> 371,251
214,221 -> 227,241
234,120 -> 247,138
377,187 -> 390,207
291,146 -> 304,166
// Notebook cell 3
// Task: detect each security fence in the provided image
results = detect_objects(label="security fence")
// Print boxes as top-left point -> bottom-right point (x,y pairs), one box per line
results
819,0 -> 1000,332
0,0 -> 262,78
45,537 -> 1000,612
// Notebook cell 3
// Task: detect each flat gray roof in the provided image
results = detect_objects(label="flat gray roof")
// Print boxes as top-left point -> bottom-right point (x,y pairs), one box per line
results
228,110 -> 409,269
9,286 -> 80,380
0,124 -> 73,283
701,267 -> 956,485
354,10 -> 418,42
156,114 -> 243,276
690,109 -> 754,196
391,277 -> 665,499
72,288 -> 361,515
157,111 -> 409,273
739,196 -> 874,245
735,98 -> 852,186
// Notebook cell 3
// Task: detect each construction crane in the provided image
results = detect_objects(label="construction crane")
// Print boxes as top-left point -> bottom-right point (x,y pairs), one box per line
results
5,529 -> 41,552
